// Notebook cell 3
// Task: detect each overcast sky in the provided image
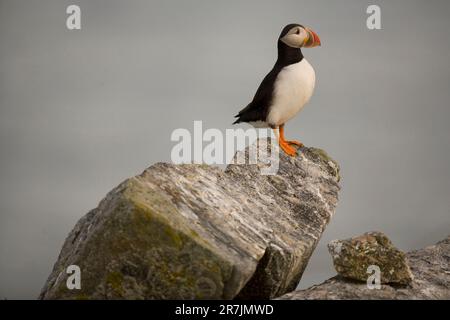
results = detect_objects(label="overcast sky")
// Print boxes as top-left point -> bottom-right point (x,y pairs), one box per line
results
1,0 -> 449,299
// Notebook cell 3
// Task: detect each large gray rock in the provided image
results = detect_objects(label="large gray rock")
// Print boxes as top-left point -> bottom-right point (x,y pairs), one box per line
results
279,235 -> 450,300
39,140 -> 340,300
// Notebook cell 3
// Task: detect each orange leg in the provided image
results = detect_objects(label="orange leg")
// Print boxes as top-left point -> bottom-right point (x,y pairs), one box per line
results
280,124 -> 304,148
274,125 -> 299,157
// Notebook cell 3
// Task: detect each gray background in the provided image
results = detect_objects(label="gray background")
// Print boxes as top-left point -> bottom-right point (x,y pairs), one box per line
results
1,0 -> 449,299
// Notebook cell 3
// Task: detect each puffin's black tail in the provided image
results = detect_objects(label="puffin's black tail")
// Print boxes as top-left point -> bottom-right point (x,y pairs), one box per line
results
233,100 -> 266,125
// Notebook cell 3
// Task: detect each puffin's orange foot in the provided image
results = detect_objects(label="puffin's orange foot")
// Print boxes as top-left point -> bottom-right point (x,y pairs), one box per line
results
279,140 -> 297,157
286,140 -> 304,148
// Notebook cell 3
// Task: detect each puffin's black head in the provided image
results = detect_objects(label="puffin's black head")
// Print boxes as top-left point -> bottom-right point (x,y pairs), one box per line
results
278,23 -> 321,48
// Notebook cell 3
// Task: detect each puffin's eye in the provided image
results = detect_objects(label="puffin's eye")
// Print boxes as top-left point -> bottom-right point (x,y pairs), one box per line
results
295,28 -> 301,35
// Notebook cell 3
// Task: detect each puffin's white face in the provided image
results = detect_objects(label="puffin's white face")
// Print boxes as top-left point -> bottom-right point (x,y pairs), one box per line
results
280,26 -> 321,48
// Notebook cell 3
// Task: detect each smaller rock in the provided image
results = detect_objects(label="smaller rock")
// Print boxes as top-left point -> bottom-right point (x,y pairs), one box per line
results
328,231 -> 413,285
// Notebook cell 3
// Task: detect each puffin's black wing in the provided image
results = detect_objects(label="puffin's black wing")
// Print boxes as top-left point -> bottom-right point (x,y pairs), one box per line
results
233,65 -> 282,124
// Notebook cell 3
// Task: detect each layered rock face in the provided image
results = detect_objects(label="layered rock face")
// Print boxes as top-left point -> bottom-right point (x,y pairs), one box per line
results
280,235 -> 450,300
39,140 -> 340,300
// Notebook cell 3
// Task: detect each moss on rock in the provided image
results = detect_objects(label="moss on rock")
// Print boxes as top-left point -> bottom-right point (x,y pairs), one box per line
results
328,231 -> 413,285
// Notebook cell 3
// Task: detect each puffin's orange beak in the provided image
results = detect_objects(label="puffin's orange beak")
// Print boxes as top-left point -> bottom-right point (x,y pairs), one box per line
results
304,27 -> 321,48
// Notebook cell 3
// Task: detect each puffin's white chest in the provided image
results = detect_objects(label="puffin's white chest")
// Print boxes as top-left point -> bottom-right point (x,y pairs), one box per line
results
267,59 -> 315,126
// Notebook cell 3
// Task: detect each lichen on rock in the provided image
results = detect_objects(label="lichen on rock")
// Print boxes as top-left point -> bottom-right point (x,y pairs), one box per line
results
39,139 -> 341,300
328,231 -> 413,285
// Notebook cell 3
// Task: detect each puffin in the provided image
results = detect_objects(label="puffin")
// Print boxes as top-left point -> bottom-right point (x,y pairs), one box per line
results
233,24 -> 321,156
